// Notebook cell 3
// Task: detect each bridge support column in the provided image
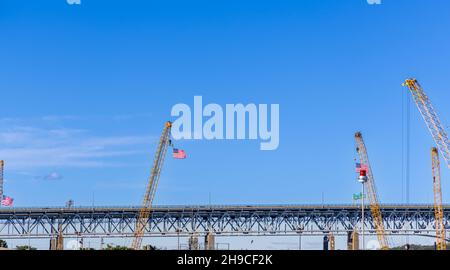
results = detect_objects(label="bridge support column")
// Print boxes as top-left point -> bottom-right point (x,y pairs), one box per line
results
205,232 -> 215,250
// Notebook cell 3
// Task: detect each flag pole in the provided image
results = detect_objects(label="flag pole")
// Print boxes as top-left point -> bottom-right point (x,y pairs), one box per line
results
361,183 -> 365,250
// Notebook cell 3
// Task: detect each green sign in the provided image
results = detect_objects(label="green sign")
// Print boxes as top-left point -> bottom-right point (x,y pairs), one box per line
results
353,193 -> 366,200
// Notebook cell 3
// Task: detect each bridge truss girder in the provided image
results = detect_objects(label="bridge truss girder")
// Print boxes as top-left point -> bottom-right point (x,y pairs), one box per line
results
0,205 -> 446,239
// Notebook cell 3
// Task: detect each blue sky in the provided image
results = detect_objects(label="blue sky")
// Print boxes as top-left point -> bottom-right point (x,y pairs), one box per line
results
1,0 -> 450,207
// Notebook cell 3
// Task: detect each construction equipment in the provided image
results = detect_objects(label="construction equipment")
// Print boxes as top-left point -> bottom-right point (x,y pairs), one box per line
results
355,132 -> 390,249
431,147 -> 446,250
404,79 -> 448,249
0,160 -> 3,201
403,79 -> 450,168
131,121 -> 173,250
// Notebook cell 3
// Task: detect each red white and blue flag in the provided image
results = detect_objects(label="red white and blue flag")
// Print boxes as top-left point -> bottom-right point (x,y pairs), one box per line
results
355,163 -> 369,173
173,148 -> 187,159
1,196 -> 13,207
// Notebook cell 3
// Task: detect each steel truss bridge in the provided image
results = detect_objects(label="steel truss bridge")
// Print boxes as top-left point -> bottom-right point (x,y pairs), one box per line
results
0,204 -> 448,239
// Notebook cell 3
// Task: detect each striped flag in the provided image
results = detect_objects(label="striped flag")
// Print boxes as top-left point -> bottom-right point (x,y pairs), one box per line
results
355,163 -> 368,173
1,196 -> 13,207
173,148 -> 187,159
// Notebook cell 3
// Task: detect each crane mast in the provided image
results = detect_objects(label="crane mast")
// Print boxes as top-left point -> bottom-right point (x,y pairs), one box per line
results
431,147 -> 446,250
354,132 -> 390,250
403,79 -> 450,168
132,121 -> 172,250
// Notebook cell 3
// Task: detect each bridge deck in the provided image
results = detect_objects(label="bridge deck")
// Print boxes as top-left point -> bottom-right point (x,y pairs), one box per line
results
0,204 -> 445,212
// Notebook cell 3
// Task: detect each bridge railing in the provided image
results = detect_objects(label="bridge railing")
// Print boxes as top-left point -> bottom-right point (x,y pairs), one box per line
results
0,203 -> 443,212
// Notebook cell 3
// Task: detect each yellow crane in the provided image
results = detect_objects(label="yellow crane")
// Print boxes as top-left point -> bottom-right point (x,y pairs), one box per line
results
355,132 -> 390,250
0,160 -> 3,200
403,79 -> 450,168
132,121 -> 172,250
403,79 -> 448,249
431,147 -> 446,250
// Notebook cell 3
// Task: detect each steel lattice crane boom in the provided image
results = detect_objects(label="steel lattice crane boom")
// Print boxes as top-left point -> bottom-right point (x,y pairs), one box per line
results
431,147 -> 446,250
355,132 -> 390,250
0,160 -> 4,201
403,79 -> 448,249
403,79 -> 450,168
132,121 -> 172,250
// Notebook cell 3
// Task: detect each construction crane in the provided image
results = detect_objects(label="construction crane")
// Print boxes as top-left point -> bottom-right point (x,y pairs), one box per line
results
131,121 -> 172,250
355,132 -> 390,250
0,160 -> 3,201
431,147 -> 446,250
403,79 -> 450,168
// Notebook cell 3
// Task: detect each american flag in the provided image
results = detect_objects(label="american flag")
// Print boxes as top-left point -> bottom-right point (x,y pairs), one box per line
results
355,163 -> 369,173
1,196 -> 13,207
173,148 -> 187,159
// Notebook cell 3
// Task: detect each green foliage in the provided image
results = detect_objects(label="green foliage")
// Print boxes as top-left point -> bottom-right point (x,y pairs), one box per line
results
102,244 -> 134,250
100,244 -> 159,250
142,245 -> 159,250
0,239 -> 8,248
16,245 -> 37,250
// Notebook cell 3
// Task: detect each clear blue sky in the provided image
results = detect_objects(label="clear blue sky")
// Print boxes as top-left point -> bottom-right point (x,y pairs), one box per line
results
1,0 -> 450,207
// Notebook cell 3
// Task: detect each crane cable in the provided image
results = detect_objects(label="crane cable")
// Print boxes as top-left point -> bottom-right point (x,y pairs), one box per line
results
402,83 -> 411,246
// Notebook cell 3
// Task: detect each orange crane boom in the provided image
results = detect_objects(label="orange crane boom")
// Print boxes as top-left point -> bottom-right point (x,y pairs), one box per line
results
132,121 -> 172,250
355,132 -> 390,250
431,147 -> 446,250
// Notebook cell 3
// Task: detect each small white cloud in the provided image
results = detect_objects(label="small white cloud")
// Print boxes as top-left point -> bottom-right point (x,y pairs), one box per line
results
44,172 -> 63,181
112,113 -> 153,121
67,0 -> 81,5
41,115 -> 81,122
28,172 -> 64,181
367,0 -> 381,4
